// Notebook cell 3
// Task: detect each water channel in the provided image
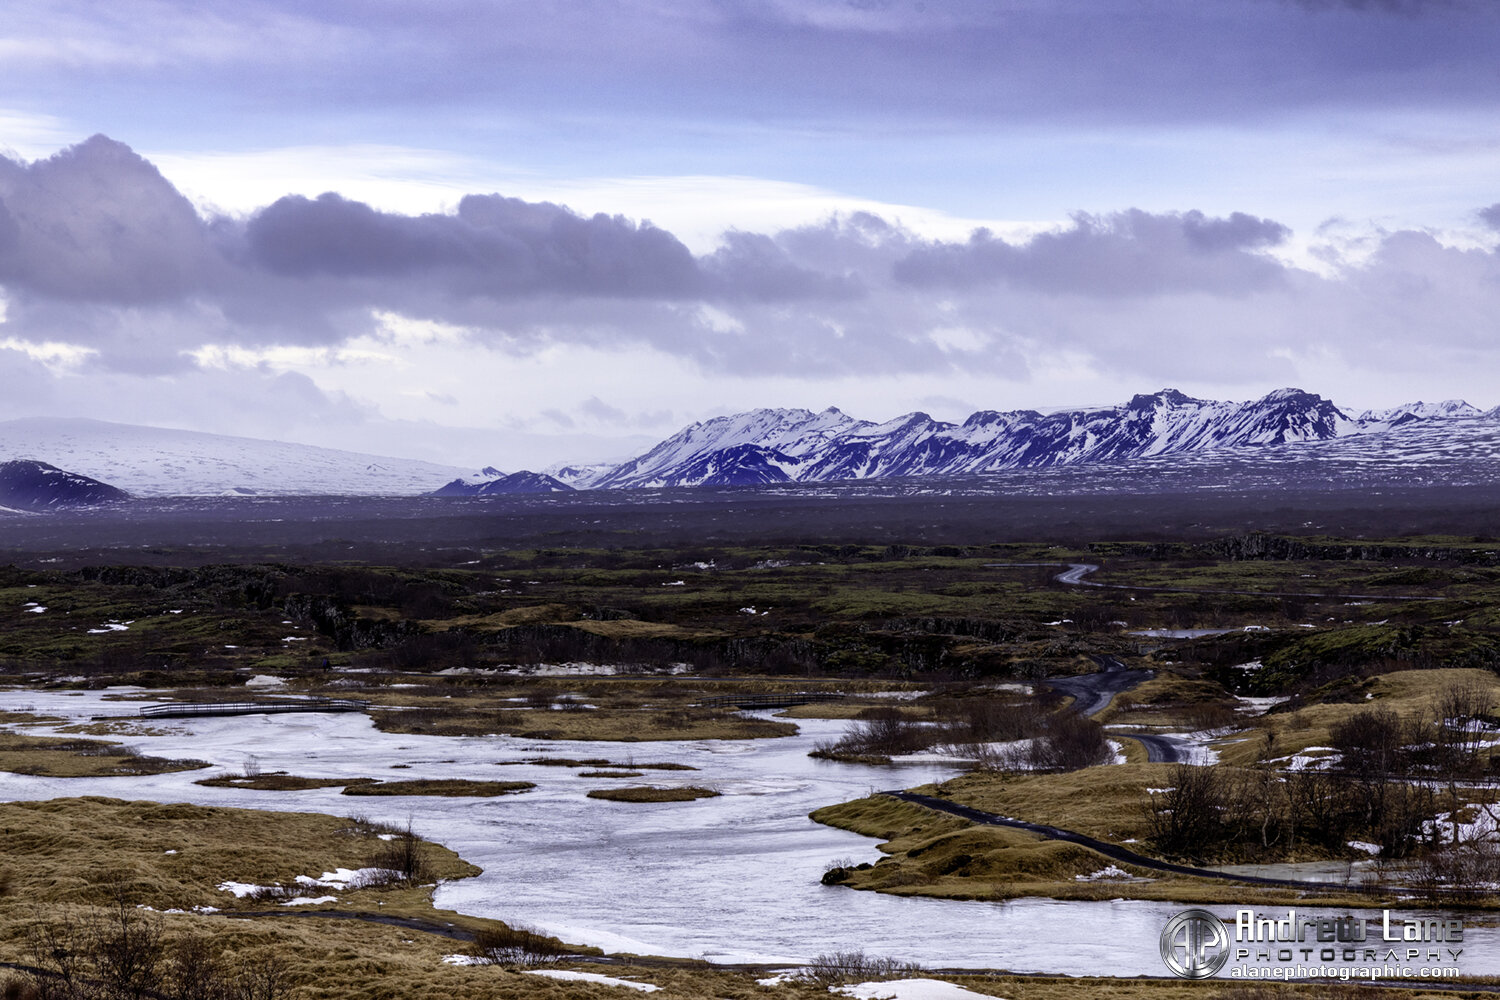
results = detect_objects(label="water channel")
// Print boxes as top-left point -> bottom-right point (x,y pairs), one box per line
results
1,687 -> 1494,978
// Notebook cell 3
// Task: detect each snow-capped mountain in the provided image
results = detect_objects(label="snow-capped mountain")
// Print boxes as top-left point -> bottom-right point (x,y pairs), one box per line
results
1356,399 -> 1481,426
0,460 -> 129,509
0,418 -> 468,496
565,388 -> 1490,489
430,469 -> 575,495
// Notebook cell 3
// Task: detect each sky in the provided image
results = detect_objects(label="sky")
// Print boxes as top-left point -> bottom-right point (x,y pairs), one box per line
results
2,0 -> 1500,471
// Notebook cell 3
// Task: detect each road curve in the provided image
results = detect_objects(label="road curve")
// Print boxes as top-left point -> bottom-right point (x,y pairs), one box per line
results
1122,732 -> 1188,763
881,791 -> 1360,891
1042,654 -> 1151,720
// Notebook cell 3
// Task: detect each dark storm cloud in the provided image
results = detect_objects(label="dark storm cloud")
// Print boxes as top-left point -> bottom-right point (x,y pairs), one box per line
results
893,210 -> 1291,296
1479,203 -> 1500,231
246,192 -> 703,297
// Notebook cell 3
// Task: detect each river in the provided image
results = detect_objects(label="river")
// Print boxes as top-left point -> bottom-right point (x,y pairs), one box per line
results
1,687 -> 1495,978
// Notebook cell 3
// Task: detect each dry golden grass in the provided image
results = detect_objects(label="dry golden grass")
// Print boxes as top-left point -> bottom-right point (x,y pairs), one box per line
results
195,773 -> 377,791
0,709 -> 65,725
497,757 -> 698,770
577,770 -> 643,778
342,779 -> 535,797
931,766 -> 1171,844
585,785 -> 720,802
0,797 -> 1465,999
1217,667 -> 1500,767
0,797 -> 478,912
372,706 -> 795,741
778,701 -> 933,720
811,794 -> 1386,908
0,731 -> 208,777
56,719 -> 182,737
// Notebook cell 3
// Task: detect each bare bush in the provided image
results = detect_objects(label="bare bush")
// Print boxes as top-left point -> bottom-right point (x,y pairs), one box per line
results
801,950 -> 923,986
1413,839 -> 1500,895
1329,707 -> 1406,779
820,707 -> 935,759
470,925 -> 567,968
364,820 -> 432,886
1026,712 -> 1112,772
1144,764 -> 1227,860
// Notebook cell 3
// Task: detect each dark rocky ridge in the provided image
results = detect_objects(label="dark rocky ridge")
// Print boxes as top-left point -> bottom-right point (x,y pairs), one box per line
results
0,460 -> 129,510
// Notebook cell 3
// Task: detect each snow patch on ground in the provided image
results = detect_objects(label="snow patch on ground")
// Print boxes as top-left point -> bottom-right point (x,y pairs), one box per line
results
216,881 -> 265,898
522,970 -> 661,992
1075,865 -> 1132,882
245,675 -> 288,688
1270,746 -> 1338,771
1155,731 -> 1222,765
87,621 -> 132,634
298,867 -> 393,889
833,978 -> 997,999
281,895 -> 338,906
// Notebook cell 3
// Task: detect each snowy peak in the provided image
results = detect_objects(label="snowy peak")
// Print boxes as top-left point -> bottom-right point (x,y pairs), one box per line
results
0,460 -> 129,510
590,406 -> 863,488
586,388 -> 1427,489
429,469 -> 575,495
1357,399 -> 1480,424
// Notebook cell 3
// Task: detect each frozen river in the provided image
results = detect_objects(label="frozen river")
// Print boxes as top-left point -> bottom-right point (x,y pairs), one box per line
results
2,687 -> 1496,979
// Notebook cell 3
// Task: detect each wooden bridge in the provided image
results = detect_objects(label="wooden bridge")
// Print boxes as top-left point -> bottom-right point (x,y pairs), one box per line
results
130,698 -> 371,719
698,692 -> 847,711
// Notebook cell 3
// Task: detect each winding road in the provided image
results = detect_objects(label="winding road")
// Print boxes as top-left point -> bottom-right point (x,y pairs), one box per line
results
1038,654 -> 1186,762
881,790 -> 1360,891
990,560 -> 1449,602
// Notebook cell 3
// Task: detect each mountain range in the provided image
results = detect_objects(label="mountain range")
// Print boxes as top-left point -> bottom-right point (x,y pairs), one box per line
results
3,389 -> 1497,501
524,388 -> 1495,490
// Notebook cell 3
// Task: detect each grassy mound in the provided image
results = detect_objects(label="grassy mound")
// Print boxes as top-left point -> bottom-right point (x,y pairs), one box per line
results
585,786 -> 720,802
342,779 -> 535,797
195,773 -> 377,791
0,732 -> 209,777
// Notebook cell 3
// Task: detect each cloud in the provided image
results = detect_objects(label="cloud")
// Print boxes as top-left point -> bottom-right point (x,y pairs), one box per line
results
892,210 -> 1292,297
1480,203 -> 1500,231
3,135 -> 1500,399
245,192 -> 704,297
0,135 -> 212,303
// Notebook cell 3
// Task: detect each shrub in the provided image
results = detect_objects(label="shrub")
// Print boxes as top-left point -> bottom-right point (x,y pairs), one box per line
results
800,950 -> 923,986
365,821 -> 432,886
470,925 -> 567,968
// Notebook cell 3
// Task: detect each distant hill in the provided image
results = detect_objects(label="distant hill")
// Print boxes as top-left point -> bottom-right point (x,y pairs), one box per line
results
0,460 -> 129,510
429,468 -> 575,495
0,418 -> 467,496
